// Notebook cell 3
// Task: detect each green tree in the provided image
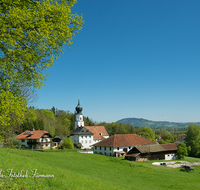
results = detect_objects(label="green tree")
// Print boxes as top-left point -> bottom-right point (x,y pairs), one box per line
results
160,130 -> 174,143
51,106 -> 56,116
139,127 -> 155,142
0,91 -> 26,138
185,123 -> 200,157
5,134 -> 20,148
0,0 -> 84,92
59,137 -> 74,149
0,0 -> 84,134
177,142 -> 188,159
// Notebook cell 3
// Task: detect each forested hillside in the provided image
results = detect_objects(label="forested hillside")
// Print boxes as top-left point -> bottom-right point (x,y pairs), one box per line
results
116,117 -> 200,129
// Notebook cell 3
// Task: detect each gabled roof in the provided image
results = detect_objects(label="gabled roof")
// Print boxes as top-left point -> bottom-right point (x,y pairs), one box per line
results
92,134 -> 156,147
52,135 -> 69,142
84,126 -> 109,140
17,130 -> 52,140
126,143 -> 178,155
70,126 -> 93,135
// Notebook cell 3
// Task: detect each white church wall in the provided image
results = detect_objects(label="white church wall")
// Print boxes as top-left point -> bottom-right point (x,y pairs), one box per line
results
79,135 -> 94,149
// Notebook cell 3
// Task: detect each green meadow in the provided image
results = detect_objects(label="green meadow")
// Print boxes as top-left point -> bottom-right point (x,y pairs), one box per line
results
0,148 -> 200,190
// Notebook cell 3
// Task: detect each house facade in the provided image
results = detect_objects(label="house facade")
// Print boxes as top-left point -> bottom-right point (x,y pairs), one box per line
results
69,99 -> 109,149
125,143 -> 178,161
52,135 -> 69,148
92,134 -> 156,157
17,130 -> 52,149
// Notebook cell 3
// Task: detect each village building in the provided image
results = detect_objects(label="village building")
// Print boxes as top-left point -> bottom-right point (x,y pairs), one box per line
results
125,143 -> 178,161
92,134 -> 156,157
85,126 -> 109,143
52,135 -> 69,148
69,99 -> 109,149
17,130 -> 52,149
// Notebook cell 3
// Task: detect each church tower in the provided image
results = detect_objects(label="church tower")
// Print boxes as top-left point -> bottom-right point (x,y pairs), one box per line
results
75,98 -> 84,129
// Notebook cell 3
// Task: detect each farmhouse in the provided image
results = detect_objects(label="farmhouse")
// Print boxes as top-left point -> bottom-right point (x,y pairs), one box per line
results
52,135 -> 69,148
17,130 -> 52,149
125,143 -> 178,161
70,99 -> 109,149
92,134 -> 156,157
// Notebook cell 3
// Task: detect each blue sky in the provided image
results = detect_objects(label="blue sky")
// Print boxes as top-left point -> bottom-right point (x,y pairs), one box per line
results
36,0 -> 200,123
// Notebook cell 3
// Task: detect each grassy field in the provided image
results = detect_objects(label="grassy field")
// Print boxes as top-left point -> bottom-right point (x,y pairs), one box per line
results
0,148 -> 200,190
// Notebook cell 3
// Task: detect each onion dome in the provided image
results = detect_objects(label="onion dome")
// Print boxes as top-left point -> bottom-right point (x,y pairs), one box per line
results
75,98 -> 83,114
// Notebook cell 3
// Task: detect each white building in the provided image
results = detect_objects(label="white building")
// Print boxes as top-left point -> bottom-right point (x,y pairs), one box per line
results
70,99 -> 109,149
17,130 -> 52,149
92,134 -> 156,157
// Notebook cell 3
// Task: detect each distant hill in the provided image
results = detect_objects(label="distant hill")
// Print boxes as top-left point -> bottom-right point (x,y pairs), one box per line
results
116,118 -> 200,128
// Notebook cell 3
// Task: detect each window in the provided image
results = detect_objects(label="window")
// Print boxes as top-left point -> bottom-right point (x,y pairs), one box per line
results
85,136 -> 87,138
85,140 -> 87,143
117,147 -> 119,150
104,147 -> 106,151
81,136 -> 83,138
81,140 -> 83,143
95,147 -> 97,150
110,147 -> 111,151
21,140 -> 25,142
89,140 -> 91,143
89,136 -> 91,138
129,146 -> 131,149
100,147 -> 101,150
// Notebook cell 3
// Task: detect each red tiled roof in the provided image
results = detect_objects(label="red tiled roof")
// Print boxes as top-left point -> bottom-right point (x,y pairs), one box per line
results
92,134 -> 156,147
17,130 -> 51,140
85,126 -> 109,140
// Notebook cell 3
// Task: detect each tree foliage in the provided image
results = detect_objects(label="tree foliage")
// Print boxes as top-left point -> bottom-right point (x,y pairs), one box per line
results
185,123 -> 200,157
138,127 -> 155,142
0,0 -> 83,133
0,91 -> 26,137
5,134 -> 20,148
0,0 -> 84,93
59,137 -> 74,149
177,142 -> 188,159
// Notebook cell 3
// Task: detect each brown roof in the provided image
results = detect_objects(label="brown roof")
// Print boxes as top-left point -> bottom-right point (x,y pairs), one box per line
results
125,153 -> 140,157
127,143 -> 178,155
17,130 -> 52,140
160,143 -> 178,151
85,126 -> 109,140
92,134 -> 156,147
126,143 -> 178,157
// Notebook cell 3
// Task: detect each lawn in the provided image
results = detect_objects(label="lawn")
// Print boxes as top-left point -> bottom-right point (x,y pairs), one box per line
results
0,148 -> 200,190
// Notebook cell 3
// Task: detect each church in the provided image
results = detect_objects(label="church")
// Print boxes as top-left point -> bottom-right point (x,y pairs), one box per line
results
70,99 -> 109,149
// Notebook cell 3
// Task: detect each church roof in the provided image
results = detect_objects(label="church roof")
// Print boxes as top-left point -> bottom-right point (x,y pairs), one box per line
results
70,126 -> 93,135
75,98 -> 83,114
92,134 -> 156,147
85,126 -> 109,140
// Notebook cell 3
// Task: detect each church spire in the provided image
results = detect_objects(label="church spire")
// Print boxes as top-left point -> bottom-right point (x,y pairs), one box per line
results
75,97 -> 83,114
75,98 -> 84,129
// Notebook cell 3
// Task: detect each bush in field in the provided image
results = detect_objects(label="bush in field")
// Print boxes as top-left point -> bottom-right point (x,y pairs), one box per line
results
5,135 -> 19,148
75,142 -> 82,149
58,137 -> 74,149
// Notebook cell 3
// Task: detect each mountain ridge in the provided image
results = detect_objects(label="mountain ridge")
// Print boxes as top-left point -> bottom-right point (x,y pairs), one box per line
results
116,117 -> 200,128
